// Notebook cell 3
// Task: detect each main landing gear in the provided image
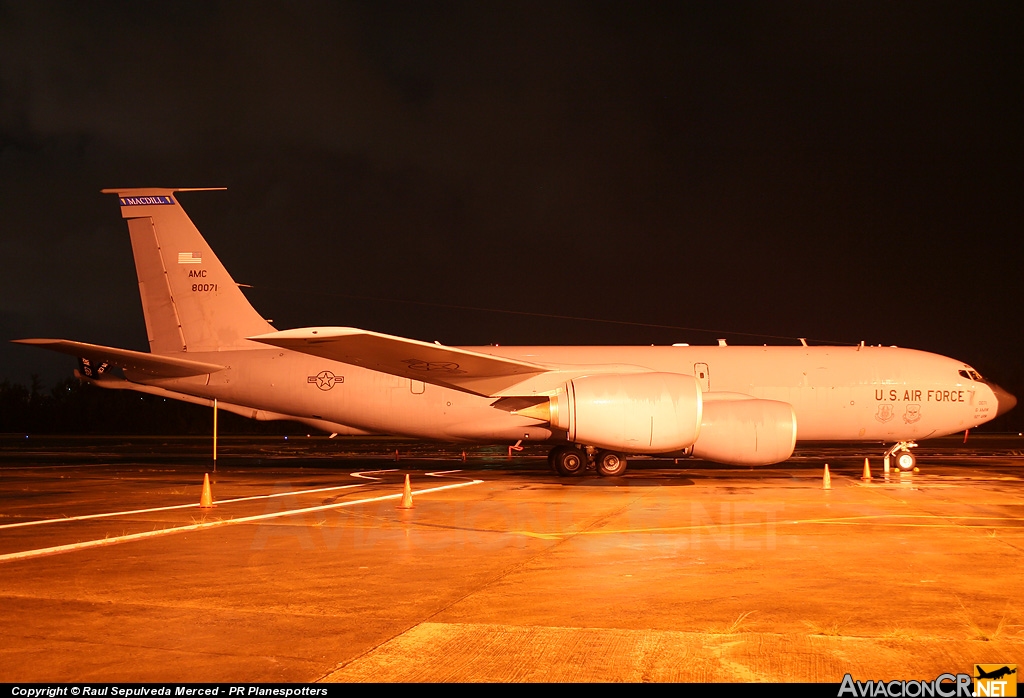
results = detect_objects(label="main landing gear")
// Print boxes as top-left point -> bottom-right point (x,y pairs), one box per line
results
549,445 -> 586,476
548,445 -> 628,477
884,441 -> 918,472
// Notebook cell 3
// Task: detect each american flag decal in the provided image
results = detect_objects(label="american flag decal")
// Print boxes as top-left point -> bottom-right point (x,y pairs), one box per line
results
177,252 -> 203,264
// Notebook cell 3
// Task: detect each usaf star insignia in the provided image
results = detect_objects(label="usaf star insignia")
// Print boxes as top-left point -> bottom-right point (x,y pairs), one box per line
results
308,370 -> 344,391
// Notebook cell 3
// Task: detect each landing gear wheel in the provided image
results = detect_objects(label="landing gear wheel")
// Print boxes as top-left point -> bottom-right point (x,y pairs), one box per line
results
551,446 -> 587,477
596,450 -> 627,477
894,450 -> 917,472
885,441 -> 918,473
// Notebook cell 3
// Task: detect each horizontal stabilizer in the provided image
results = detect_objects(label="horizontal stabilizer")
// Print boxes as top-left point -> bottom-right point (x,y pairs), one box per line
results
13,339 -> 225,378
77,370 -> 374,434
249,327 -> 550,397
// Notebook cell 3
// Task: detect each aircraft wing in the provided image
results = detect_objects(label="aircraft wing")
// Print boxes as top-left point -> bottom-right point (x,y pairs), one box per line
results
12,339 -> 225,378
250,327 -> 551,397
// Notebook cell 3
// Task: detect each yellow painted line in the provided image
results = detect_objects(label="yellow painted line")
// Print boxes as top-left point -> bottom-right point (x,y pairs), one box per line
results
0,478 -> 483,563
511,519 -> 784,540
789,520 -> 1023,529
511,531 -> 565,540
0,482 -> 368,530
790,513 -> 1020,522
509,513 -> 1023,540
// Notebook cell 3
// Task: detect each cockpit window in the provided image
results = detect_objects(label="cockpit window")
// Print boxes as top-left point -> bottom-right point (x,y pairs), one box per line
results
970,370 -> 982,381
960,368 -> 983,381
959,370 -> 970,379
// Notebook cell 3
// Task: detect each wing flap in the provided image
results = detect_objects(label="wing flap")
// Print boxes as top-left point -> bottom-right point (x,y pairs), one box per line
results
250,327 -> 550,396
13,339 -> 225,378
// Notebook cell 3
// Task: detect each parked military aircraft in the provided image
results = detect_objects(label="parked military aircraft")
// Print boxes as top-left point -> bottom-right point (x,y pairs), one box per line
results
15,188 -> 1016,476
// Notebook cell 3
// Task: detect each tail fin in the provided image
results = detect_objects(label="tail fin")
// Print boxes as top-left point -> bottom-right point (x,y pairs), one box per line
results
102,188 -> 274,353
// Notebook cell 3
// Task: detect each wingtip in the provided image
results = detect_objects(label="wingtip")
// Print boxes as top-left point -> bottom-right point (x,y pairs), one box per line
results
11,338 -> 57,345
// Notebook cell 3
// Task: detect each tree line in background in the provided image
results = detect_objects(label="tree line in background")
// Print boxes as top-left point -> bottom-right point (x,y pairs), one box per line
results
0,377 -> 294,435
1,375 -> 1022,436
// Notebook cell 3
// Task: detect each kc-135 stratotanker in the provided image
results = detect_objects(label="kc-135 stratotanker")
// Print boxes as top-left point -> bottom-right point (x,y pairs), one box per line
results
16,189 -> 1016,476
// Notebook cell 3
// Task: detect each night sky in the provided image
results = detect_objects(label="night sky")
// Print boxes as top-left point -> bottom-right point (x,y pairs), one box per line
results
2,1 -> 1022,388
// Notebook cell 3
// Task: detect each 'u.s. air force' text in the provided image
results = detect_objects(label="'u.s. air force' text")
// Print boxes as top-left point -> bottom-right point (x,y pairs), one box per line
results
875,389 -> 967,402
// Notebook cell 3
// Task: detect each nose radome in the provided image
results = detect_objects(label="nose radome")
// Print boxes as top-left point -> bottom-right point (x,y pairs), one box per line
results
990,382 -> 1018,417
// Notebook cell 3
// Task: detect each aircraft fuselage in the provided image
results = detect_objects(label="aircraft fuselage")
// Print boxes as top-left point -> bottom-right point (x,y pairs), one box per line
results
137,343 -> 998,446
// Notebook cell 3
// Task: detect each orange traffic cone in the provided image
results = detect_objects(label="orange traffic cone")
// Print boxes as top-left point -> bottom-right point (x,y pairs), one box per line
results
397,474 -> 414,509
861,457 -> 872,482
200,473 -> 215,508
823,464 -> 831,490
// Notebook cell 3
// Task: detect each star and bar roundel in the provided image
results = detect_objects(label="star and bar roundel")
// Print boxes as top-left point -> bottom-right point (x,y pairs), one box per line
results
308,370 -> 344,391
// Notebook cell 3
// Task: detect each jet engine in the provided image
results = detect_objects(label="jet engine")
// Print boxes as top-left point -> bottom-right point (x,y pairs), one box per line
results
690,397 -> 797,465
547,372 -> 703,453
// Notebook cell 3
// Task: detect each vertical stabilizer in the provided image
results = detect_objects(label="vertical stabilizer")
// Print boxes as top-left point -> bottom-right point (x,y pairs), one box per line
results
101,188 -> 275,353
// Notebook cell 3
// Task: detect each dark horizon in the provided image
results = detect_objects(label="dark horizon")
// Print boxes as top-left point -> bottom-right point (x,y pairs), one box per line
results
3,2 -> 1021,389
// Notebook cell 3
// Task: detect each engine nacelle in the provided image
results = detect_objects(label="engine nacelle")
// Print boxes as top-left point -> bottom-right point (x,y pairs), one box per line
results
690,398 -> 797,465
551,372 -> 702,454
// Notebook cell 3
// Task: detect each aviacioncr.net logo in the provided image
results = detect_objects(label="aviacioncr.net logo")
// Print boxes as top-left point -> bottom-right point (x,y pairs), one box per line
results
838,673 -> 973,697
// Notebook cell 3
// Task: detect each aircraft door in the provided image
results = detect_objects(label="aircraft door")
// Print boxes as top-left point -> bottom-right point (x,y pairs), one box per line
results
694,363 -> 710,392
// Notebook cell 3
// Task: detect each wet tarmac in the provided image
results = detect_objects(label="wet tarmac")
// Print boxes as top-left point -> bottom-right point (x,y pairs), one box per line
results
0,434 -> 1022,682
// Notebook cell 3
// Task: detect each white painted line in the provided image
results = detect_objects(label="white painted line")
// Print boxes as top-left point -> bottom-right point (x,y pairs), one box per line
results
0,482 -> 367,530
0,479 -> 484,563
0,463 -> 124,471
1,469 -> 470,530
351,469 -> 398,480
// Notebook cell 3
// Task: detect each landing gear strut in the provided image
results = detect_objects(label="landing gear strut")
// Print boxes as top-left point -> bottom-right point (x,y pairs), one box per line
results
885,442 -> 918,472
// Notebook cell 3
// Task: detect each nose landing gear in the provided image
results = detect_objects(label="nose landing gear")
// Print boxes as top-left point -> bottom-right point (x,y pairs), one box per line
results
885,442 -> 918,472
